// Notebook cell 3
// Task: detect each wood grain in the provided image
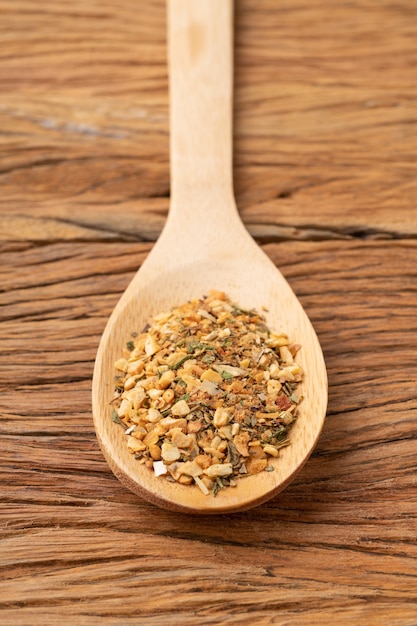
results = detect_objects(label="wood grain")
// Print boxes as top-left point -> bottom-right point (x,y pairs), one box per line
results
1,0 -> 417,241
1,240 -> 417,623
1,0 -> 417,623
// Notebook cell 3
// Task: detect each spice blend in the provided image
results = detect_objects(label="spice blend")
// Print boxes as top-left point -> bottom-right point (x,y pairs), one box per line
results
112,291 -> 303,496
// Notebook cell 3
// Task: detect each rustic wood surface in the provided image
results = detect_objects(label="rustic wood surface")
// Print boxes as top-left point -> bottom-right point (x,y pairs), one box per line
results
1,0 -> 416,624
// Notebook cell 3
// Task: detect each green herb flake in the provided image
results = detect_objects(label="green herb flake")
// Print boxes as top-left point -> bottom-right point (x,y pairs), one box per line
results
111,410 -> 122,424
212,477 -> 224,497
126,341 -> 135,351
169,354 -> 194,370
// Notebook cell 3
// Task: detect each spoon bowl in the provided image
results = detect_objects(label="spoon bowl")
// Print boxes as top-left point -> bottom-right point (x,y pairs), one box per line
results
92,0 -> 327,514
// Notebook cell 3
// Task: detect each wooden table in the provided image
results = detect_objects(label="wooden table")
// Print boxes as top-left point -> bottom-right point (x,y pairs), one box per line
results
1,1 -> 416,623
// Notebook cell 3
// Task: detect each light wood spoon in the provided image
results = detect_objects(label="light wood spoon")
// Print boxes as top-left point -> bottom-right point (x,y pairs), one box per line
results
92,0 -> 327,514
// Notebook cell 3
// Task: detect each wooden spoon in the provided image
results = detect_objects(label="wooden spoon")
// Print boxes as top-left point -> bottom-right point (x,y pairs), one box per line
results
92,0 -> 327,514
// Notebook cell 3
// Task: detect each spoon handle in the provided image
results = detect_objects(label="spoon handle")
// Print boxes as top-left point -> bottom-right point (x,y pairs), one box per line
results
167,0 -> 237,228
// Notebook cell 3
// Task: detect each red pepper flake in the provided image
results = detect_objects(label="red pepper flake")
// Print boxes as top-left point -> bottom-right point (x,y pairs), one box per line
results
276,395 -> 292,411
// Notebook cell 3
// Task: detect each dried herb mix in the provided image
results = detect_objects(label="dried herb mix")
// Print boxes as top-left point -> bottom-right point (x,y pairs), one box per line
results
112,291 -> 303,496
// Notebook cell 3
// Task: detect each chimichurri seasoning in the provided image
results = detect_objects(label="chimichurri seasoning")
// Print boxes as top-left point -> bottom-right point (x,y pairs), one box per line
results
112,291 -> 303,496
